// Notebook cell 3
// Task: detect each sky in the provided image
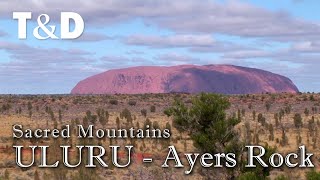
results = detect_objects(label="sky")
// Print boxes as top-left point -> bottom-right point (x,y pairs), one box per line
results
0,0 -> 320,94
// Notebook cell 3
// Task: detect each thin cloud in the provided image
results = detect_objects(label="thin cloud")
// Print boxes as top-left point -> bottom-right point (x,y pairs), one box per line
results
290,41 -> 320,52
0,30 -> 7,37
125,34 -> 215,48
156,53 -> 201,64
125,34 -> 255,53
0,41 -> 98,93
74,32 -> 111,42
1,0 -> 320,41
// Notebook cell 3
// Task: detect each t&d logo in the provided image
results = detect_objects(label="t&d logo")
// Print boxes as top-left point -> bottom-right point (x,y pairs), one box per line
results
13,12 -> 85,40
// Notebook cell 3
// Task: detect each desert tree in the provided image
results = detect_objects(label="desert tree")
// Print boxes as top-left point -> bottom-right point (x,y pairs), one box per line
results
244,121 -> 251,144
141,109 -> 147,117
265,102 -> 271,111
268,124 -> 274,141
58,109 -> 62,122
165,93 -> 242,178
109,99 -> 118,105
293,113 -> 303,129
308,116 -> 315,134
150,105 -> 156,113
257,113 -> 266,127
309,94 -> 315,101
128,100 -> 137,106
34,170 -> 40,180
144,118 -> 151,130
3,169 -> 9,180
280,126 -> 288,146
296,129 -> 302,146
237,109 -> 241,121
284,105 -> 291,114
84,110 -> 97,125
116,117 -> 120,129
121,108 -> 133,125
241,108 -> 246,117
97,109 -> 109,127
27,101 -> 32,111
252,110 -> 256,121
306,170 -> 320,180
274,113 -> 279,127
304,108 -> 310,117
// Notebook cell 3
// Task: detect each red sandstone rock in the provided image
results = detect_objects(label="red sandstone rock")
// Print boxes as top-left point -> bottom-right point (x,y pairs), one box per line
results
71,64 -> 299,94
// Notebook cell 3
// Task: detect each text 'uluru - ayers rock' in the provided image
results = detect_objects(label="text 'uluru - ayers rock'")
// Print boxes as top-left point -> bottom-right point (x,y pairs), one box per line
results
71,64 -> 299,95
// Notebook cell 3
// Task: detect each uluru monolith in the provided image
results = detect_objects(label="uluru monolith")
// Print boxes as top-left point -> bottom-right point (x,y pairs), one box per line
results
71,64 -> 299,94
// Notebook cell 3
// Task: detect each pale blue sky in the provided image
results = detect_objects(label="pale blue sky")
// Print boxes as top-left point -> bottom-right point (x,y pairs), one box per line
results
0,0 -> 319,94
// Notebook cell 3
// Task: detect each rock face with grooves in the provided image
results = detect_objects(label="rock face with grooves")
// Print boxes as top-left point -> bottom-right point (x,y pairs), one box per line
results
71,64 -> 299,94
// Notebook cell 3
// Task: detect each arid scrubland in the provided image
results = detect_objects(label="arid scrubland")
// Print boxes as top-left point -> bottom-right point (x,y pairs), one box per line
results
0,92 -> 320,179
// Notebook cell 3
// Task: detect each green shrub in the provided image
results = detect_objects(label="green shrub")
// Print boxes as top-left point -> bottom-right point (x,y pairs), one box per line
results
240,145 -> 276,178
109,99 -> 118,105
141,109 -> 147,117
150,105 -> 156,112
237,172 -> 260,180
294,113 -> 303,128
257,113 -> 266,126
166,93 -> 240,154
306,170 -> 320,180
275,174 -> 289,180
128,100 -> 137,106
